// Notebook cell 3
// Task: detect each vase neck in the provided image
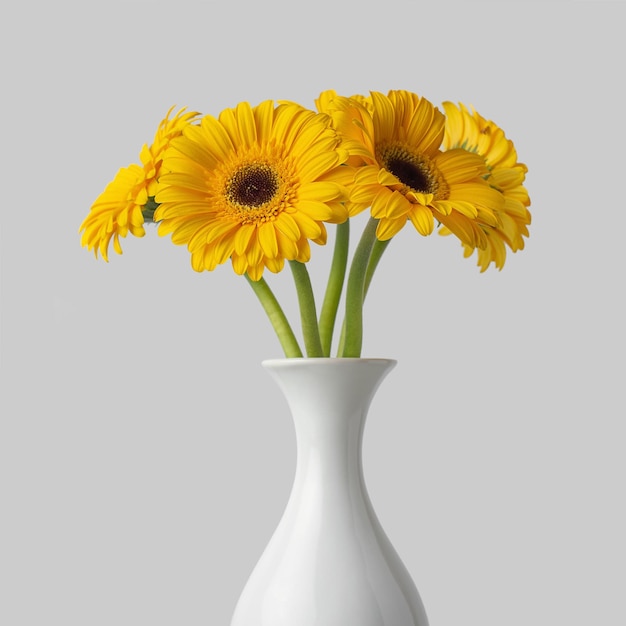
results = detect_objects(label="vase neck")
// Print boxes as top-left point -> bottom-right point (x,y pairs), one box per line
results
263,358 -> 396,494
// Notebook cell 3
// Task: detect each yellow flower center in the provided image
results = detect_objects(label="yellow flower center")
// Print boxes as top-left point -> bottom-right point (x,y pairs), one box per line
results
378,143 -> 448,199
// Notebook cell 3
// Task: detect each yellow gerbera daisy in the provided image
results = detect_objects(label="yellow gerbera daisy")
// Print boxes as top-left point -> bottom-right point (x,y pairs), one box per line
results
317,89 -> 504,246
441,102 -> 531,271
154,100 -> 351,281
79,106 -> 200,260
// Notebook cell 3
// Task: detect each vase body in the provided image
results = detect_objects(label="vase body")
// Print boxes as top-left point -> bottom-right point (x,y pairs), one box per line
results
230,358 -> 429,626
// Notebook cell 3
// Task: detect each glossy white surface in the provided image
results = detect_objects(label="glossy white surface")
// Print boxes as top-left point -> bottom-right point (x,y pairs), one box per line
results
231,358 -> 429,626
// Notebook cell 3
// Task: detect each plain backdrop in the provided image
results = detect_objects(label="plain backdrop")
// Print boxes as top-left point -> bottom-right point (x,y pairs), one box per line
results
1,1 -> 624,625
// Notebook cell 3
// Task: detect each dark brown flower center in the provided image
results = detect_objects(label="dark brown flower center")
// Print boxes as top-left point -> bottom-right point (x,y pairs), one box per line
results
227,164 -> 279,208
386,157 -> 432,192
379,144 -> 438,195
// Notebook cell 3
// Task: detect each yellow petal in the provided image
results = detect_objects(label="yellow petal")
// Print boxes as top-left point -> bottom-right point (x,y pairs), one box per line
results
385,191 -> 412,219
113,233 -> 123,255
247,232 -> 264,266
265,256 -> 285,274
370,91 -> 395,141
171,217 -> 209,247
377,168 -> 400,187
273,104 -> 309,150
375,216 -> 406,241
246,263 -> 264,281
235,101 -> 257,147
298,181 -> 345,202
218,107 -> 241,147
291,211 -> 322,239
407,97 -> 444,156
276,229 -> 299,259
258,222 -> 278,258
408,205 -> 434,236
253,100 -> 275,145
213,234 -> 236,265
274,212 -> 300,241
233,223 -> 256,255
295,237 -> 311,263
200,114 -> 235,160
369,187 -> 394,219
172,126 -> 220,168
205,219 -> 239,245
350,183 -> 378,205
231,253 -> 248,275
297,150 -> 340,181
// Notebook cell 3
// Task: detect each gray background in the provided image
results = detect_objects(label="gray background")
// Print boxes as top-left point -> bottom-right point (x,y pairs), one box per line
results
2,1 -> 624,624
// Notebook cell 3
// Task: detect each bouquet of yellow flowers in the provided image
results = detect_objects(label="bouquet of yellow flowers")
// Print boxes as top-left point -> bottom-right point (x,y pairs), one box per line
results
79,89 -> 531,358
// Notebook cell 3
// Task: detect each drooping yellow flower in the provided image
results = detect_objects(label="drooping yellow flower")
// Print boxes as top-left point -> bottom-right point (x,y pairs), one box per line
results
79,106 -> 200,260
154,100 -> 351,281
315,90 -> 375,176
441,102 -> 531,271
317,89 -> 504,246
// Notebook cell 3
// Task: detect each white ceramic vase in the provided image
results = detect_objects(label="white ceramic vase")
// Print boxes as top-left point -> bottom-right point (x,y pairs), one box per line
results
230,358 -> 429,626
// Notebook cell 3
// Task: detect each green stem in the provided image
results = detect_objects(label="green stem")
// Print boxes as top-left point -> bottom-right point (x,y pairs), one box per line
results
364,238 -> 391,299
318,221 -> 350,357
338,217 -> 379,358
288,261 -> 324,358
245,274 -> 303,358
336,312 -> 349,357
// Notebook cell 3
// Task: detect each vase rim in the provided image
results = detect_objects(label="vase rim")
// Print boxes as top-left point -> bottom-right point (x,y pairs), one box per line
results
262,357 -> 397,367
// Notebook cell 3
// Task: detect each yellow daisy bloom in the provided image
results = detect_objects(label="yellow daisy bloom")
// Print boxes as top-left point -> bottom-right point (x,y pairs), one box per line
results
442,102 -> 531,271
154,100 -> 351,281
79,106 -> 200,260
317,89 -> 504,245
